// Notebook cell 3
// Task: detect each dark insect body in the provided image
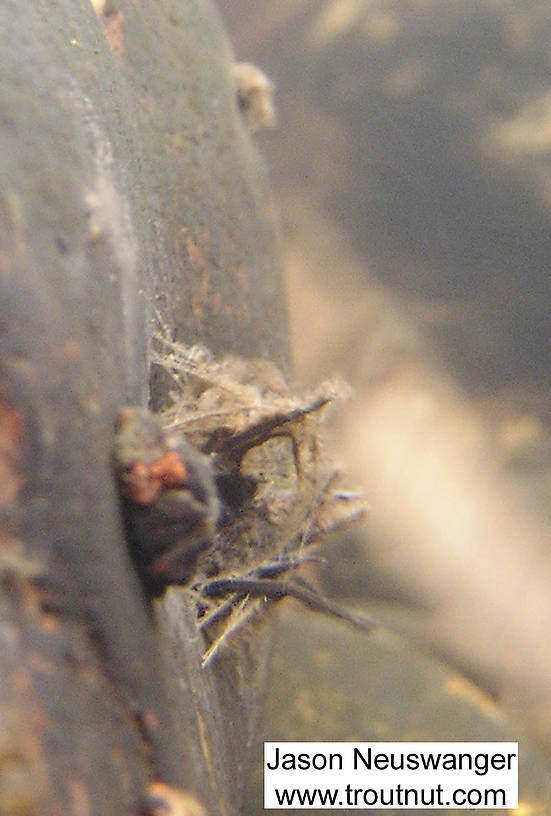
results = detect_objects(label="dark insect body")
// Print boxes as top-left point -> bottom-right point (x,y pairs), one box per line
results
114,406 -> 219,594
113,337 -> 374,664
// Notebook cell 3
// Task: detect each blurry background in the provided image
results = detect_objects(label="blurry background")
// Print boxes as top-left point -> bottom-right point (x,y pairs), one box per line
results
217,0 -> 551,811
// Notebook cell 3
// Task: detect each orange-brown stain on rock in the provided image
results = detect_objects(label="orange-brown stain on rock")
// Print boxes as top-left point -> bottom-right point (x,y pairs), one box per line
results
50,337 -> 83,369
67,776 -> 92,816
231,265 -> 252,323
177,227 -> 213,333
40,614 -> 61,636
210,291 -> 222,315
102,11 -> 126,57
0,389 -> 24,509
183,230 -> 208,272
10,669 -> 52,737
143,781 -> 206,816
191,267 -> 211,332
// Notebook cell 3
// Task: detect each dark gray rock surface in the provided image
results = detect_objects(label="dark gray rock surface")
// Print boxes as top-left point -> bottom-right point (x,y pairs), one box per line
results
0,1 -> 286,813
